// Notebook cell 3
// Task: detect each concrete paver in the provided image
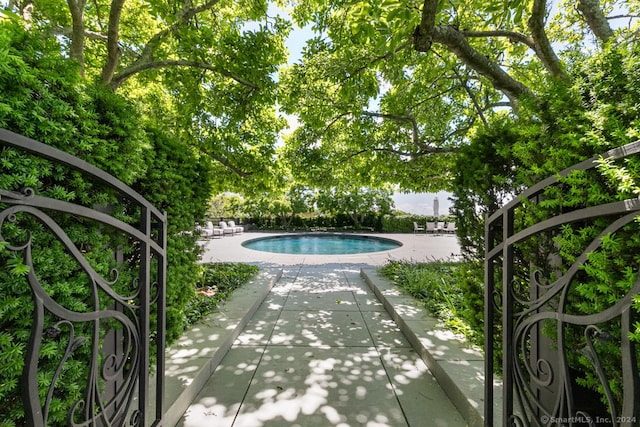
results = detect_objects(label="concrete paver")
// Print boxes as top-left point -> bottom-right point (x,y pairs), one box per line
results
179,233 -> 466,426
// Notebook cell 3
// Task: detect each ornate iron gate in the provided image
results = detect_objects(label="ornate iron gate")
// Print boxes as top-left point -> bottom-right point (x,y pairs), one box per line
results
485,141 -> 640,426
0,129 -> 166,426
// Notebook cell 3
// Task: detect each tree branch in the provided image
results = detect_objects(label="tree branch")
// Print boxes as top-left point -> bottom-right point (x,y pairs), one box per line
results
407,78 -> 461,110
344,143 -> 456,164
529,0 -> 565,78
344,40 -> 412,81
430,25 -> 533,105
607,14 -> 640,20
138,0 -> 223,64
197,148 -> 253,177
110,59 -> 259,90
360,111 -> 421,146
101,0 -> 126,84
104,0 -> 224,86
91,0 -> 105,31
321,111 -> 352,136
413,2 -> 534,106
50,26 -> 108,41
318,99 -> 469,153
461,30 -> 536,50
577,0 -> 614,43
488,101 -> 512,109
210,154 -> 253,177
449,66 -> 488,125
362,109 -> 472,153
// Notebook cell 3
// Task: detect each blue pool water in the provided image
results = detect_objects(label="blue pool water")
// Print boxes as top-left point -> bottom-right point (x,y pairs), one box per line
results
242,234 -> 402,255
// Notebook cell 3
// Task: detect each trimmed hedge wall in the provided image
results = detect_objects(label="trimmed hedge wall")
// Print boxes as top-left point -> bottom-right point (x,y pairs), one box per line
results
246,213 -> 454,233
380,215 -> 449,232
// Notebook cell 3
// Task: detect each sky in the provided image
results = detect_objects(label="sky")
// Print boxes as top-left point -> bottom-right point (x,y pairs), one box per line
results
392,191 -> 454,216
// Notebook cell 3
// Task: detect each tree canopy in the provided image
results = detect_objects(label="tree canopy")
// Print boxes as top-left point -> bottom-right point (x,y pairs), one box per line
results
3,0 -> 292,194
2,0 -> 638,194
278,0 -> 639,191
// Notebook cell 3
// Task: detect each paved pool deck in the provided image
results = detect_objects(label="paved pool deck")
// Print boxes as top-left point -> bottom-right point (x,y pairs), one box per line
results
170,232 -> 492,427
198,231 -> 462,267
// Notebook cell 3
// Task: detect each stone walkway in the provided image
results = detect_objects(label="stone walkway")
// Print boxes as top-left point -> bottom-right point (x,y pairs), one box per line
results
178,232 -> 467,426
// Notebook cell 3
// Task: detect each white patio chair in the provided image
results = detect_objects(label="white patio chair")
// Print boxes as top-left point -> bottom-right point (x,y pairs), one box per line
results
426,222 -> 436,234
413,221 -> 425,234
228,220 -> 243,234
204,221 -> 222,238
219,221 -> 234,236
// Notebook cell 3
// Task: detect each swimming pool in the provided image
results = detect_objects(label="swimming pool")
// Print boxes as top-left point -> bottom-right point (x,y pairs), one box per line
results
242,234 -> 402,255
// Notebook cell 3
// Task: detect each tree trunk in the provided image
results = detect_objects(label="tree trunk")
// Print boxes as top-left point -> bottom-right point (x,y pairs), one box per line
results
529,0 -> 566,79
280,213 -> 293,228
349,213 -> 361,228
66,0 -> 86,75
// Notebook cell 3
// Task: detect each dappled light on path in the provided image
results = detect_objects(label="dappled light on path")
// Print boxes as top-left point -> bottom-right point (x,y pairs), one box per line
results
180,264 -> 465,426
232,347 -> 405,426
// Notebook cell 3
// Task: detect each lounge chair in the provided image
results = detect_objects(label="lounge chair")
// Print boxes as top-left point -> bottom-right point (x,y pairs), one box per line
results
203,221 -> 222,238
446,222 -> 457,233
413,221 -> 425,234
219,221 -> 235,236
426,222 -> 436,234
228,220 -> 243,234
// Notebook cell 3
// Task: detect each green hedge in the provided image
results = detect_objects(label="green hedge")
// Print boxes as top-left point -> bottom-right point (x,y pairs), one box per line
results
0,21 -> 147,424
380,214 -> 448,232
248,213 -> 382,231
246,213 -> 454,232
451,42 -> 640,411
0,20 -> 214,425
132,129 -> 213,342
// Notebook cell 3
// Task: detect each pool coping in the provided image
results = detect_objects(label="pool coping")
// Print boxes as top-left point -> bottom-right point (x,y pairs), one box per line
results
200,231 -> 463,266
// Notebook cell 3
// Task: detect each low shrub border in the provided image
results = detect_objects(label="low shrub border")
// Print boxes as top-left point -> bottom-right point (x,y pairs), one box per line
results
185,262 -> 260,327
378,260 -> 484,350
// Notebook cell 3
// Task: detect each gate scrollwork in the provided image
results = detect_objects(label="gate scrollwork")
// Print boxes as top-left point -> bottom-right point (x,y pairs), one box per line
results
0,129 -> 166,426
485,141 -> 640,426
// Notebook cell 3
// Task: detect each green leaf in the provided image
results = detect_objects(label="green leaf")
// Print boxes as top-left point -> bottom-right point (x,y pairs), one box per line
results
7,258 -> 30,277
